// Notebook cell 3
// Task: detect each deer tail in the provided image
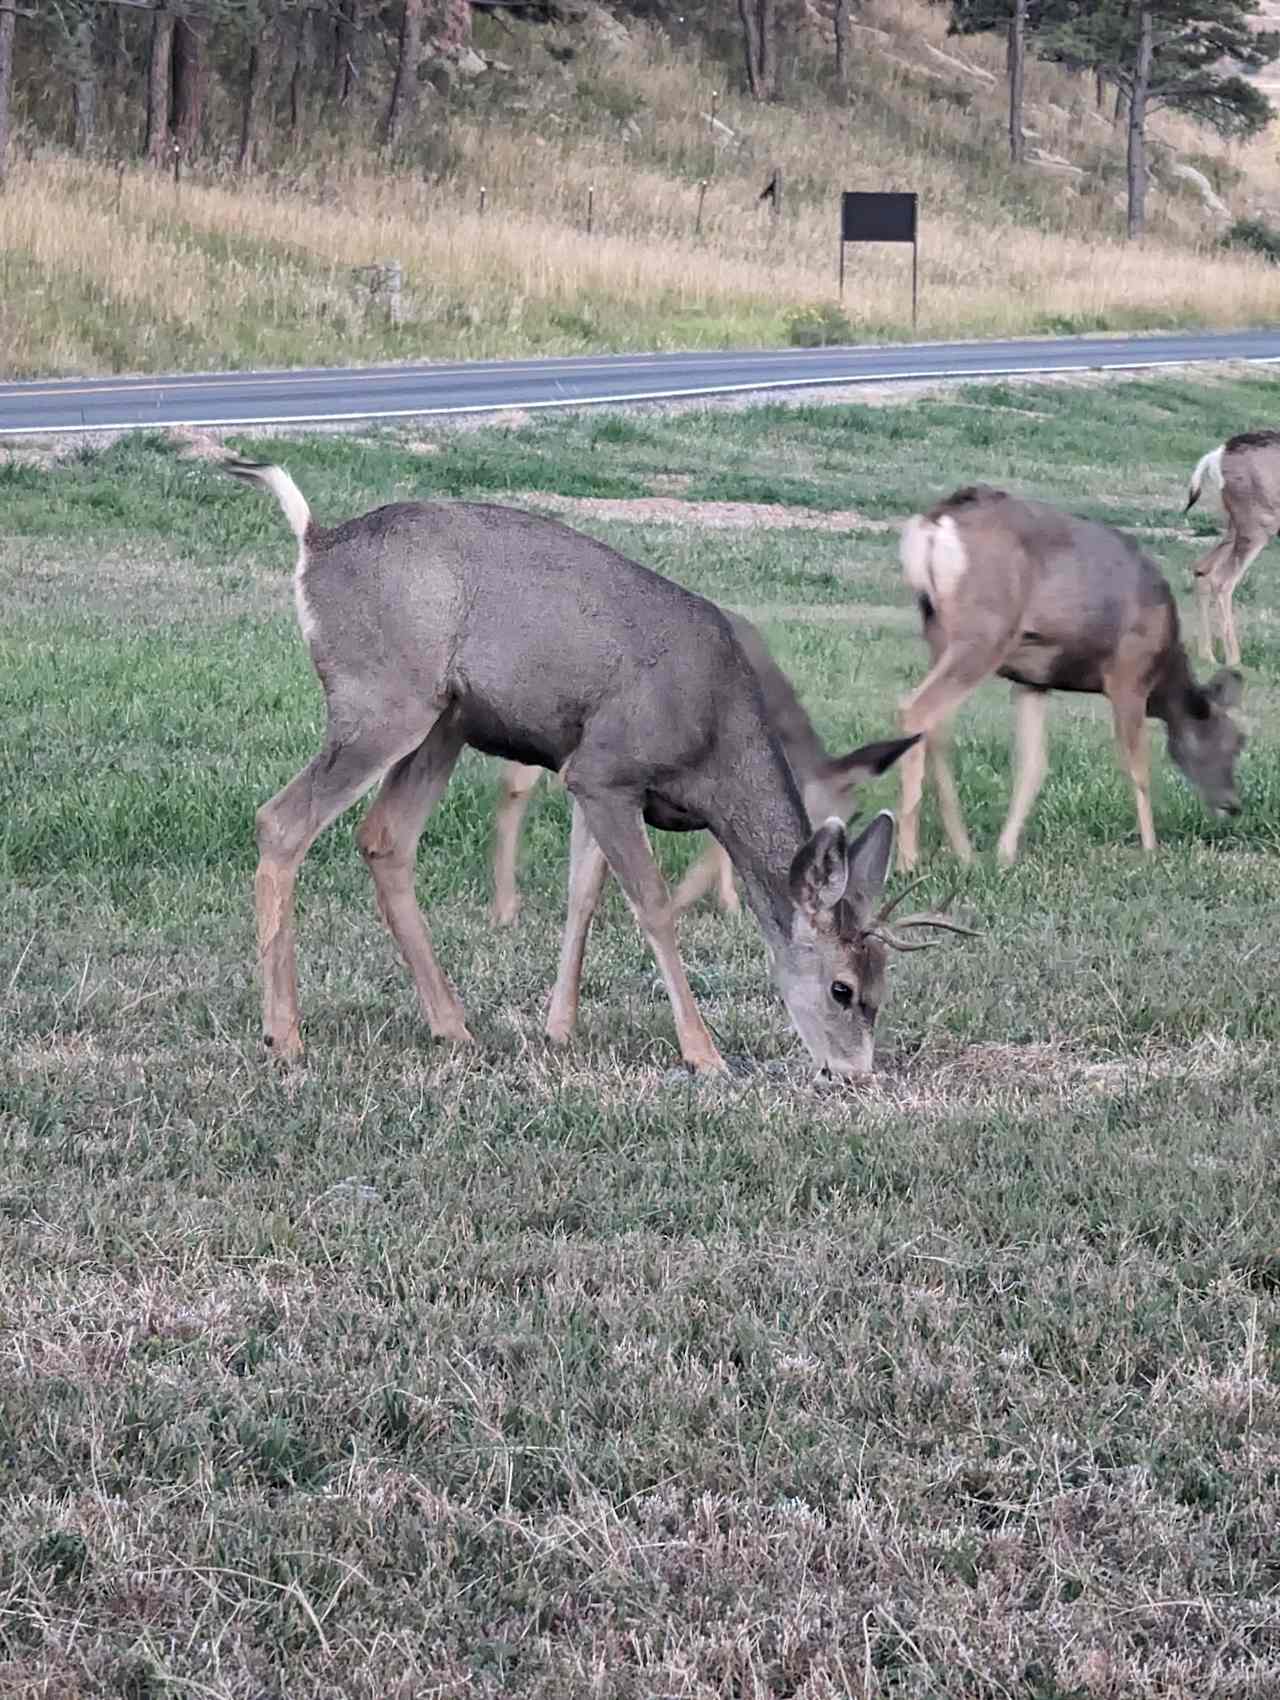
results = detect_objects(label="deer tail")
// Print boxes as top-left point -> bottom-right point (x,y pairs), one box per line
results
221,456 -> 314,543
1186,443 -> 1225,513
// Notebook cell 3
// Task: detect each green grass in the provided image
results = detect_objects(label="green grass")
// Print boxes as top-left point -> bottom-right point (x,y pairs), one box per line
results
4,369 -> 1280,1696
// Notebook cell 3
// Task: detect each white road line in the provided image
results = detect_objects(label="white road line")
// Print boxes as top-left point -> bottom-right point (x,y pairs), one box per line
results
2,353 -> 1278,437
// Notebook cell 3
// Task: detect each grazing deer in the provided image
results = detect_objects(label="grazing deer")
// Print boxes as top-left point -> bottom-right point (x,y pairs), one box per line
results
490,610 -> 917,927
895,485 -> 1245,871
224,457 -> 966,1077
1185,429 -> 1280,666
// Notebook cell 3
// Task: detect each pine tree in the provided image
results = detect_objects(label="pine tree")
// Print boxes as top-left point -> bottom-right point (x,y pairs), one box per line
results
1039,0 -> 1278,237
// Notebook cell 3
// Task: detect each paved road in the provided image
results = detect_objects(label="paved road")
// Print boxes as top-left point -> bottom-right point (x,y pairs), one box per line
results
2,328 -> 1279,436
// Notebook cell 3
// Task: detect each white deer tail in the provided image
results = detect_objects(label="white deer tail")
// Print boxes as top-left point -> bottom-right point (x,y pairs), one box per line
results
221,455 -> 313,542
1185,443 -> 1225,513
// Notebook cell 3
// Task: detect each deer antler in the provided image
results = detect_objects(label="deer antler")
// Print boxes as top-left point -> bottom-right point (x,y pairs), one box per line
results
867,884 -> 981,953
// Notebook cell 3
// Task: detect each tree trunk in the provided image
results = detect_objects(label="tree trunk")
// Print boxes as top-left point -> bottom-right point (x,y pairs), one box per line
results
144,5 -> 173,165
737,0 -> 775,101
382,0 -> 423,148
833,0 -> 849,90
288,6 -> 310,141
1008,0 -> 1025,165
172,13 -> 210,158
71,12 -> 97,155
332,0 -> 357,107
1126,3 -> 1152,240
238,36 -> 264,172
0,3 -> 15,189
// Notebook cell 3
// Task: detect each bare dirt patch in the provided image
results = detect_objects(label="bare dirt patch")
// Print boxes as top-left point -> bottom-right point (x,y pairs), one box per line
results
516,490 -> 893,532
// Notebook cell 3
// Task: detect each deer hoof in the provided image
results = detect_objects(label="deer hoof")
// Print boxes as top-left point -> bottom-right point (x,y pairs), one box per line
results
264,1026 -> 304,1063
434,1022 -> 475,1046
491,898 -> 520,928
545,1017 -> 574,1046
685,1049 -> 729,1076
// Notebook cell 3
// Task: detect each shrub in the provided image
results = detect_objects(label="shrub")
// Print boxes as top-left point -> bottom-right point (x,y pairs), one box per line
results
1221,217 -> 1280,265
785,302 -> 854,348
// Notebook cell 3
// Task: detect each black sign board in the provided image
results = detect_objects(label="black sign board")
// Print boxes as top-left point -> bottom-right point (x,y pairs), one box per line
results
838,191 -> 919,326
842,191 -> 917,244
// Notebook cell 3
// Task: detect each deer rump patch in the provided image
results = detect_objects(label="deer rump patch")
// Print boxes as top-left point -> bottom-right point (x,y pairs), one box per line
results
900,514 -> 969,605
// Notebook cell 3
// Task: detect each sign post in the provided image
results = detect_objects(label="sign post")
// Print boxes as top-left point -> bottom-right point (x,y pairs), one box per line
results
838,191 -> 919,329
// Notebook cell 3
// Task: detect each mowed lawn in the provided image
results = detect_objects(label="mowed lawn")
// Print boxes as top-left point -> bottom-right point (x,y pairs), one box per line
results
4,373 -> 1280,1698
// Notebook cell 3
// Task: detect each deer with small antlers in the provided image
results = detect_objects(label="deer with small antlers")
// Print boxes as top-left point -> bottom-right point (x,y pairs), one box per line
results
224,457 -> 970,1078
491,609 -> 917,928
896,485 -> 1245,870
1185,429 -> 1280,667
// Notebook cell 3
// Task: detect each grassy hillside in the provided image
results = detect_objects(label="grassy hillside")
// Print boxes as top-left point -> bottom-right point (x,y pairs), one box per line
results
4,369 -> 1280,1694
3,0 -> 1280,377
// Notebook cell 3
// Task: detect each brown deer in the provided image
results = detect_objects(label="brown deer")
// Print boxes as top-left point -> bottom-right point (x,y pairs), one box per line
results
224,457 -> 965,1078
490,609 -> 917,927
895,485 -> 1245,871
1185,430 -> 1280,667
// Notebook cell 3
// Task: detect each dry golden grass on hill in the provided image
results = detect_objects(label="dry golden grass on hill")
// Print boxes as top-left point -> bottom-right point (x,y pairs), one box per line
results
3,0 -> 1280,377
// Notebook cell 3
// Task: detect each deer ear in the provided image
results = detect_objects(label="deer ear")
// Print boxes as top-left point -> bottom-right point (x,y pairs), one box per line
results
846,811 -> 895,916
1205,667 -> 1244,710
820,734 -> 921,803
789,818 -> 850,914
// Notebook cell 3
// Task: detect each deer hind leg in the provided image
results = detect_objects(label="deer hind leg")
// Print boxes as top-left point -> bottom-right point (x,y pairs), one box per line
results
1191,538 -> 1230,666
255,720 -> 434,1060
1105,685 -> 1156,851
897,641 -> 1001,872
672,838 -> 740,918
491,761 -> 544,928
926,715 -> 972,865
996,685 -> 1049,867
568,787 -> 726,1074
545,800 -> 610,1044
1216,528 -> 1271,668
355,709 -> 473,1044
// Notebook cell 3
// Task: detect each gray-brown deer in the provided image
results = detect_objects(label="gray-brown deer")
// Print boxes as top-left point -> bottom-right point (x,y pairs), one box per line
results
1185,429 -> 1280,667
490,609 -> 917,927
224,457 -> 964,1078
896,485 -> 1245,871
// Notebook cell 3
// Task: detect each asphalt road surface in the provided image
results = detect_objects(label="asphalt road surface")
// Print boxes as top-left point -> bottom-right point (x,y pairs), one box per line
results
2,327 -> 1279,436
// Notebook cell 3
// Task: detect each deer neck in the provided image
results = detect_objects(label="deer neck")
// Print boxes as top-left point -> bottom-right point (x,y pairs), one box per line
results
1146,640 -> 1196,730
705,734 -> 810,946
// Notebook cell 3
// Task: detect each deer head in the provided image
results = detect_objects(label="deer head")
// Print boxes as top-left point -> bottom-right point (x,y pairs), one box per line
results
772,810 -> 976,1078
1167,666 -> 1246,818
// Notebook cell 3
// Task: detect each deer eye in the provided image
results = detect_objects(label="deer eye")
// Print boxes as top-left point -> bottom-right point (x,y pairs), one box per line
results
830,980 -> 854,1007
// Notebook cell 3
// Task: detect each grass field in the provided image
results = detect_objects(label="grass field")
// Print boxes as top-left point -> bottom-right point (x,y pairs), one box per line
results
5,370 -> 1280,1696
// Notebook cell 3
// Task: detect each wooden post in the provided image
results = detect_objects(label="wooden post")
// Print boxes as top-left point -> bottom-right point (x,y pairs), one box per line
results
384,260 -> 403,325
478,185 -> 486,216
770,165 -> 782,223
695,179 -> 708,236
587,185 -> 594,235
171,139 -> 181,188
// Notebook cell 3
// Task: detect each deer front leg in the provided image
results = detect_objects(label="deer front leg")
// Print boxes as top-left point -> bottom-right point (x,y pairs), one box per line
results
491,761 -> 543,928
546,801 -> 609,1044
570,789 -> 727,1075
1107,688 -> 1156,852
356,715 -> 474,1044
671,839 -> 740,918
